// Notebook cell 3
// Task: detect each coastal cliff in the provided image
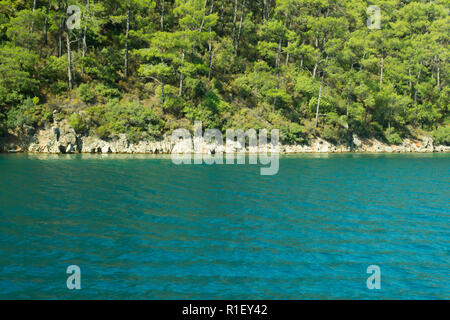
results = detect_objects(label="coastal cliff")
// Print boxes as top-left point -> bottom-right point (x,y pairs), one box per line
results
1,123 -> 449,154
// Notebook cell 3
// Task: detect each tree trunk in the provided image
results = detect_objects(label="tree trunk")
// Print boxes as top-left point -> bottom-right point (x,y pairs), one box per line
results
273,15 -> 286,110
199,0 -> 208,32
408,67 -> 412,93
346,87 -> 350,118
58,20 -> 63,57
437,64 -> 440,89
346,63 -> 353,119
276,33 -> 283,69
66,26 -> 73,90
208,40 -> 213,80
220,1 -> 225,35
81,28 -> 87,74
82,0 -> 90,75
414,70 -> 421,106
235,0 -> 245,55
285,20 -> 292,66
312,35 -> 319,79
208,1 -> 215,80
209,1 -> 215,19
276,13 -> 287,67
44,0 -> 50,44
58,0 -> 63,57
179,51 -> 185,96
273,68 -> 280,110
263,0 -> 270,20
124,7 -> 130,78
31,0 -> 37,33
312,63 -> 318,79
380,55 -> 384,88
161,0 -> 165,31
388,104 -> 392,136
315,76 -> 324,128
232,0 -> 238,47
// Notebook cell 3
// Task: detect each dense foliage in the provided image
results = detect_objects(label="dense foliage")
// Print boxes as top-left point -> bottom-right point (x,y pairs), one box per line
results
0,0 -> 448,144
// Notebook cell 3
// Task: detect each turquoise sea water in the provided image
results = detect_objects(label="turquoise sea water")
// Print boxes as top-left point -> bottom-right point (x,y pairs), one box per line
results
0,153 -> 449,300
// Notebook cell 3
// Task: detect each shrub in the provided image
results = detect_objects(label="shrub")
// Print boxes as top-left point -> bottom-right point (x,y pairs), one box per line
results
78,83 -> 122,105
163,95 -> 185,116
34,105 -> 52,126
321,125 -> 347,144
50,81 -> 69,95
69,113 -> 87,133
184,91 -> 230,130
185,78 -> 205,99
386,132 -> 403,145
40,56 -> 68,94
5,98 -> 51,129
352,121 -> 384,139
77,83 -> 96,104
433,126 -> 450,146
287,123 -> 307,144
321,125 -> 338,144
226,107 -> 266,132
0,46 -> 39,106
85,104 -> 106,125
6,99 -> 33,129
94,83 -> 121,102
86,101 -> 164,142
95,125 -> 109,139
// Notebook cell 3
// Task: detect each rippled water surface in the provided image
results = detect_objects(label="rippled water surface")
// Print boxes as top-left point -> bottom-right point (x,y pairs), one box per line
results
0,153 -> 449,299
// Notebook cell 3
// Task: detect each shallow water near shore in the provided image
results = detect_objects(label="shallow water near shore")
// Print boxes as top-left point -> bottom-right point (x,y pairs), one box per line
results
0,153 -> 449,299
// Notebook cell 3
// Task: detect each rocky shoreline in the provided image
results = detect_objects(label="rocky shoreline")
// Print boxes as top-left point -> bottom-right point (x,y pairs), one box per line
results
1,124 -> 449,154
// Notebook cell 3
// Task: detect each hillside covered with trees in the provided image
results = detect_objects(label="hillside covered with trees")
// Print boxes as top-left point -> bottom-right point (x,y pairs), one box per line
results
0,0 -> 449,146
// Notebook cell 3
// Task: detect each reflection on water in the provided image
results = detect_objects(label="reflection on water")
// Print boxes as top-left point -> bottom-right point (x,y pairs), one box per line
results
0,153 -> 449,299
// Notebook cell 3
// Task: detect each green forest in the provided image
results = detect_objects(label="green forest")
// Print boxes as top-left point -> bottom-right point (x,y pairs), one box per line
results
0,0 -> 448,146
